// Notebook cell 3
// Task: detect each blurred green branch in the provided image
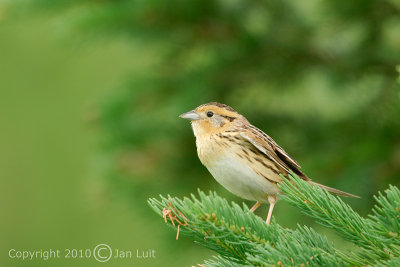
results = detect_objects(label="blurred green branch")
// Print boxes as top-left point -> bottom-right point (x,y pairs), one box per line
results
148,175 -> 400,266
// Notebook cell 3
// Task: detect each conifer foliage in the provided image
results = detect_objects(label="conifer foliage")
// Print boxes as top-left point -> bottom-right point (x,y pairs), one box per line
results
148,175 -> 400,266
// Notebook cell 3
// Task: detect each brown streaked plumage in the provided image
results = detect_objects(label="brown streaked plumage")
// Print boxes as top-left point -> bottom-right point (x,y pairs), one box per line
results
180,102 -> 359,224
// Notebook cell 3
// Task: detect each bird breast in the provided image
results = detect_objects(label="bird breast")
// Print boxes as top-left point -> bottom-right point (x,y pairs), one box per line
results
195,135 -> 280,202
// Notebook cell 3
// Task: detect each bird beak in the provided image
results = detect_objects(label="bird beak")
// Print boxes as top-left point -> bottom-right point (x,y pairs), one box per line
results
179,110 -> 201,121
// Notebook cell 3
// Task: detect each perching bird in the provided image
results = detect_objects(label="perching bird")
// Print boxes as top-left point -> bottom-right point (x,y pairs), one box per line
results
180,102 -> 358,224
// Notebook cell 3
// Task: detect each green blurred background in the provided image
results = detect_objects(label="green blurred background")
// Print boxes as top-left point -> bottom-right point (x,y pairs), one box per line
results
1,0 -> 399,266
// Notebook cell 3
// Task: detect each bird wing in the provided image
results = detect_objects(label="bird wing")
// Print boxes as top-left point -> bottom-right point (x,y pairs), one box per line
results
238,125 -> 360,197
240,125 -> 309,181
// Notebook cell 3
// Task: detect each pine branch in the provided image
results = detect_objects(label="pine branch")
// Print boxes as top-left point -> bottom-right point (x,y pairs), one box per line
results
279,174 -> 400,265
148,174 -> 400,266
201,256 -> 246,267
148,190 -> 344,266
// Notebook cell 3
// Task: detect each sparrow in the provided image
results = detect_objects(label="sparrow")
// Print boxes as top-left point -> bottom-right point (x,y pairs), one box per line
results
180,102 -> 358,224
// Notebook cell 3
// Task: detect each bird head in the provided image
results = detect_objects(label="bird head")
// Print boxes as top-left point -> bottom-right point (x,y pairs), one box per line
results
179,102 -> 246,137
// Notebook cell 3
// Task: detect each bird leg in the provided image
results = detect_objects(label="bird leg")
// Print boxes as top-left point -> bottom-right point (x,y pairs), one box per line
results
266,195 -> 277,225
249,201 -> 261,212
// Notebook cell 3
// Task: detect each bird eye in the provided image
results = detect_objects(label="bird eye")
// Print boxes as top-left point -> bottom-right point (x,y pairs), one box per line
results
206,111 -> 214,117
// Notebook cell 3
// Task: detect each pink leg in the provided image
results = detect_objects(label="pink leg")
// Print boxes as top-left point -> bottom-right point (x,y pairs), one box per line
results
266,196 -> 277,225
249,201 -> 261,212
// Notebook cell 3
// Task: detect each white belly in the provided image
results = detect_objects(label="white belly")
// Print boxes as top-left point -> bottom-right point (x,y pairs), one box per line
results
204,151 -> 280,202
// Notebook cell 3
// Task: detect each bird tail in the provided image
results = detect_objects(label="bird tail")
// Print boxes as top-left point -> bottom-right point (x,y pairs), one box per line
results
311,182 -> 360,198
